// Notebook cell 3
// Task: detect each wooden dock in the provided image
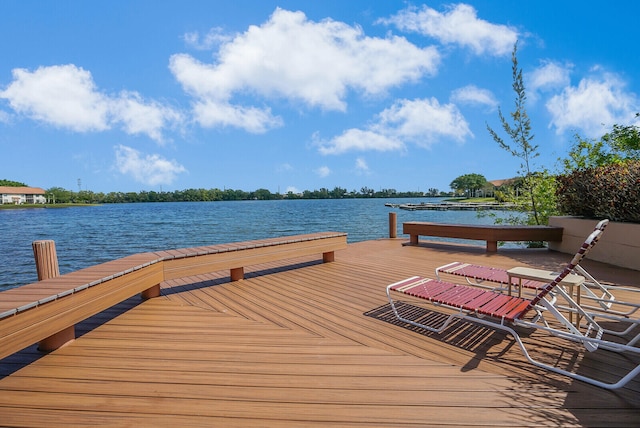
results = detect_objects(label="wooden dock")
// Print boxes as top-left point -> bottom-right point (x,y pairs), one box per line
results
393,202 -> 517,211
1,239 -> 639,426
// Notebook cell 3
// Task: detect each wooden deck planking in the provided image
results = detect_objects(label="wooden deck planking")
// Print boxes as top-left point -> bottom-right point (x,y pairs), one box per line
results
0,318 -> 570,425
151,240 -> 640,391
0,301 -> 543,426
213,266 -> 541,381
0,238 -> 639,426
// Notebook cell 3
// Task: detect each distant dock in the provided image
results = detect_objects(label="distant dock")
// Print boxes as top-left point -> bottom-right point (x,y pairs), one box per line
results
385,202 -> 517,211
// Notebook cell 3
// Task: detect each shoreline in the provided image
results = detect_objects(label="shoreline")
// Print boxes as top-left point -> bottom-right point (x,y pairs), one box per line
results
0,203 -> 100,210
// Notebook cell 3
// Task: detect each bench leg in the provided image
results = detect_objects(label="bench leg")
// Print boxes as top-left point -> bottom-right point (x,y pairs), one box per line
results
409,234 -> 419,245
38,325 -> 75,352
141,283 -> 161,299
230,267 -> 244,281
322,251 -> 335,263
486,241 -> 498,253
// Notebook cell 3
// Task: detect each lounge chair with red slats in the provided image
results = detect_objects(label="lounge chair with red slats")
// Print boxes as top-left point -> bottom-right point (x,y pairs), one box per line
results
386,222 -> 640,390
434,219 -> 640,343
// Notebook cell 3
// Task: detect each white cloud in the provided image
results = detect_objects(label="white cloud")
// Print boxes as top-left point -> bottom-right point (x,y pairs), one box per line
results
318,97 -> 472,154
114,144 -> 187,186
285,186 -> 301,194
0,109 -> 11,124
0,64 -> 182,142
527,60 -> 572,103
183,27 -> 232,50
450,85 -> 498,109
112,91 -> 184,142
170,8 -> 440,132
355,157 -> 370,175
318,129 -> 404,155
546,72 -> 639,137
191,99 -> 282,133
381,4 -> 518,56
315,166 -> 332,178
1,65 -> 109,132
277,163 -> 294,172
376,98 -> 472,146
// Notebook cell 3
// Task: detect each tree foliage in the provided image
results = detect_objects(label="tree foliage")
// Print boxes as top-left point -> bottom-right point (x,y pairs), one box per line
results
557,114 -> 640,223
486,42 -> 548,225
606,114 -> 640,156
47,187 -> 74,203
0,179 -> 28,187
557,160 -> 640,222
449,173 -> 487,196
563,114 -> 640,172
14,185 -> 433,205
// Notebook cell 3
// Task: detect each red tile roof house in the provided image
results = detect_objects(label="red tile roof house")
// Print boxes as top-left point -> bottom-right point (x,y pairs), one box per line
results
0,186 -> 47,204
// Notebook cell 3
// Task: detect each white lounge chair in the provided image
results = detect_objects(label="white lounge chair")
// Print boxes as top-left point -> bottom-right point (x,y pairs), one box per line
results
387,222 -> 640,390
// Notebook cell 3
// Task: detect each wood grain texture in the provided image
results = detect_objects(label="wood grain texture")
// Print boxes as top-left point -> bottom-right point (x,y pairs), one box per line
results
0,238 -> 638,426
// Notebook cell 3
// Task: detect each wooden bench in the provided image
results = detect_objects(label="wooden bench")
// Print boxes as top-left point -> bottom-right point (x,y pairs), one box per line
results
403,222 -> 563,253
158,232 -> 347,282
0,231 -> 347,360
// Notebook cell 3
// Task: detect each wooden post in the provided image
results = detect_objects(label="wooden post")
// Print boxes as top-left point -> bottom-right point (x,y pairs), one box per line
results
32,240 -> 75,352
230,267 -> 244,281
141,284 -> 161,299
389,212 -> 397,238
32,240 -> 60,281
322,251 -> 335,263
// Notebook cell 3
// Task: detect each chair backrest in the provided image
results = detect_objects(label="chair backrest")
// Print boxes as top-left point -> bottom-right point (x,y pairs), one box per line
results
593,219 -> 609,232
529,219 -> 609,308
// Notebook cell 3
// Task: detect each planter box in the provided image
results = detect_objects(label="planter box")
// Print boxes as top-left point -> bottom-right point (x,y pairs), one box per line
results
548,216 -> 640,271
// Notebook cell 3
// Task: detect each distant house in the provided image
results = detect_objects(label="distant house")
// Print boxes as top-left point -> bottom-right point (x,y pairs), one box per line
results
489,178 -> 519,188
0,186 -> 47,204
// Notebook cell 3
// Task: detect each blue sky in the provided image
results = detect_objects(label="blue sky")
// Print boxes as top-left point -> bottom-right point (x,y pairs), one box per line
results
1,1 -> 639,194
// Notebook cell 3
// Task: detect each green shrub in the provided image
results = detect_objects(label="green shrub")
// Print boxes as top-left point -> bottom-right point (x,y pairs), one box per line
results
556,160 -> 640,223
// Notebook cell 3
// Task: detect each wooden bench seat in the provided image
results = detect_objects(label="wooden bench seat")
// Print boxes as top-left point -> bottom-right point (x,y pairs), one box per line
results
403,222 -> 563,252
160,232 -> 347,281
0,231 -> 347,359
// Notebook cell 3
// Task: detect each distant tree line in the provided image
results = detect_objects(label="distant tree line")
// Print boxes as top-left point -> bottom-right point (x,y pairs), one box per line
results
0,179 -> 29,187
49,186 -> 447,203
1,181 -> 453,204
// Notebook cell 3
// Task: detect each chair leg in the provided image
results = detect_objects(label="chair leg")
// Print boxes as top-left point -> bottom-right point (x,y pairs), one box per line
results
386,293 -> 640,390
387,295 -> 459,334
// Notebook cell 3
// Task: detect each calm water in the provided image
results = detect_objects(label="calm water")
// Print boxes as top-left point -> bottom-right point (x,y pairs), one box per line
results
0,198 -> 509,291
